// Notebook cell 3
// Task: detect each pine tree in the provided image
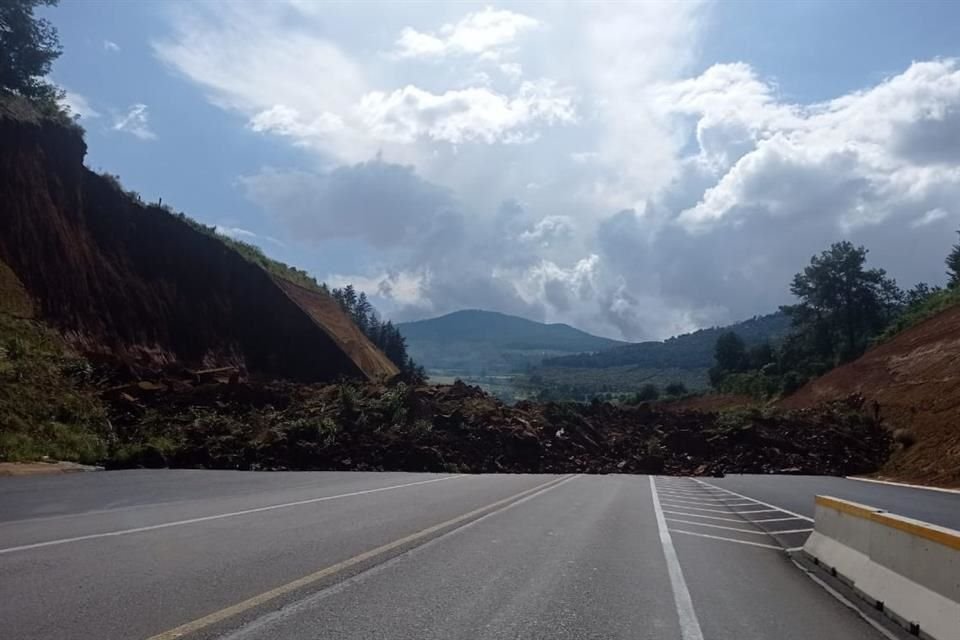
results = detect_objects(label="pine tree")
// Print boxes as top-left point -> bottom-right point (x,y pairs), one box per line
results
947,230 -> 960,288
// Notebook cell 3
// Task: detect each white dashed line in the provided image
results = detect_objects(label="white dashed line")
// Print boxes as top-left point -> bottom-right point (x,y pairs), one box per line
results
665,518 -> 770,535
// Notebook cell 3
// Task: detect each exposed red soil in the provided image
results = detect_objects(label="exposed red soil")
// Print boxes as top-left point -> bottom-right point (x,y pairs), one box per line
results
781,305 -> 960,487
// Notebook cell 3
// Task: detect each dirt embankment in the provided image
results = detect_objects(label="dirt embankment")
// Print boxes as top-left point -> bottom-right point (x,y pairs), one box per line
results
0,97 -> 393,382
781,305 -> 960,486
106,377 -> 890,476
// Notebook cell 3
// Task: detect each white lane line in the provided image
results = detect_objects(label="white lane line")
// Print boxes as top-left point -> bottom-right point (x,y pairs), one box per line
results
665,518 -> 769,535
773,528 -> 814,535
844,476 -> 960,495
662,510 -> 756,524
669,529 -> 782,550
790,558 -> 901,640
751,516 -> 808,523
694,480 -> 813,523
731,508 -> 779,514
649,477 -> 705,640
0,475 -> 462,555
658,503 -> 738,514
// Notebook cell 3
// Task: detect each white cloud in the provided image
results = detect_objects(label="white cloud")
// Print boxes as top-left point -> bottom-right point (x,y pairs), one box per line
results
60,91 -> 99,119
358,80 -> 575,144
665,60 -> 960,231
215,225 -> 286,247
394,8 -> 539,60
327,270 -> 431,308
248,105 -> 345,139
112,104 -> 156,140
519,215 -> 574,247
103,40 -> 120,52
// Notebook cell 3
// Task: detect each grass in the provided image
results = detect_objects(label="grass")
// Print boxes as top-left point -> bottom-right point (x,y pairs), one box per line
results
877,287 -> 960,342
0,315 -> 109,464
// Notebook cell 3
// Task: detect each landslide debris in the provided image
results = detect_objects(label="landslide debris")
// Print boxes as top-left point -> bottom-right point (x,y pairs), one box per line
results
104,377 -> 891,476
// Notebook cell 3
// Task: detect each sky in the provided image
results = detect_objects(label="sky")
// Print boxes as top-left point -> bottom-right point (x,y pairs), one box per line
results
45,0 -> 960,340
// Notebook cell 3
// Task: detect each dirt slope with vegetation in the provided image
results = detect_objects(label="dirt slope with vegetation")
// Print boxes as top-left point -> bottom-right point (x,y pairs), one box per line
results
781,305 -> 960,486
0,96 -> 394,382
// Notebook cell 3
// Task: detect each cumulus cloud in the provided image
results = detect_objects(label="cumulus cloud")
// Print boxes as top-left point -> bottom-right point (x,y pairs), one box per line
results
156,3 -> 960,340
359,80 -> 575,144
112,103 -> 156,140
393,7 -> 539,60
103,40 -> 120,52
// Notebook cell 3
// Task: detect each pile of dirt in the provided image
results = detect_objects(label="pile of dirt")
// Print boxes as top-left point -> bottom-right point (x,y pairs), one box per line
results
0,95 -> 394,383
660,393 -> 758,413
104,377 -> 890,476
781,305 -> 960,486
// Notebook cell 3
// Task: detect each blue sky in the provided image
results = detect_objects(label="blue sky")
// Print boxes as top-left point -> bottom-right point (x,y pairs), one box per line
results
44,1 -> 960,339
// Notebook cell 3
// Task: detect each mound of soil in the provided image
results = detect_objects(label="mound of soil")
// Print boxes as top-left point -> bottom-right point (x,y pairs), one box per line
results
781,305 -> 960,487
660,394 -> 758,413
105,378 -> 890,477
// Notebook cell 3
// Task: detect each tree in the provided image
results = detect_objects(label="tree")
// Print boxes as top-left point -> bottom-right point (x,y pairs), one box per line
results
0,1 -> 64,110
947,230 -> 960,288
747,342 -> 775,370
664,381 -> 687,396
781,241 -> 902,364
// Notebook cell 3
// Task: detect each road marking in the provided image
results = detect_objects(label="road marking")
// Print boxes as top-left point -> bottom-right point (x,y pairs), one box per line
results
694,480 -> 813,523
751,516 -> 808,523
656,497 -> 740,507
731,508 -> 779,514
669,529 -> 782,550
146,475 -> 578,640
662,510 -> 756,524
665,518 -> 769,535
0,476 -> 462,555
658,503 -> 740,514
774,528 -> 814,534
845,476 -> 960,495
790,558 -> 901,640
649,477 -> 705,640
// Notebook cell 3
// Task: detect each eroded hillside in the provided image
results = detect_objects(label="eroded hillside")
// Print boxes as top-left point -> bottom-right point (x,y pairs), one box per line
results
782,305 -> 960,486
0,97 -> 395,382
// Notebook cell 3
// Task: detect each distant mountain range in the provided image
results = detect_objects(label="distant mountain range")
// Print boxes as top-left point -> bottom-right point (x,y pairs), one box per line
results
543,312 -> 791,370
397,310 -> 625,374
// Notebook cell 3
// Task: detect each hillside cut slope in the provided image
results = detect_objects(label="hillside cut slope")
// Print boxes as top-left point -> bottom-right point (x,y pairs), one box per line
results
0,97 -> 396,382
781,305 -> 960,486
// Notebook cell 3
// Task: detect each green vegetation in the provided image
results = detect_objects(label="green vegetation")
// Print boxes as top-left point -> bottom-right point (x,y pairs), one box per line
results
0,1 -> 65,115
544,313 -> 789,370
330,284 -> 425,380
710,237 -> 960,399
0,315 -> 109,463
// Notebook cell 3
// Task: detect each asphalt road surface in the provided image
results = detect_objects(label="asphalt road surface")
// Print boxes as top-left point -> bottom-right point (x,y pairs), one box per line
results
1,470 -> 956,640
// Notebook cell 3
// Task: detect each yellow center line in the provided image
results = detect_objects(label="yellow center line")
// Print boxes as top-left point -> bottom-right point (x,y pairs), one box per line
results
146,474 -> 576,640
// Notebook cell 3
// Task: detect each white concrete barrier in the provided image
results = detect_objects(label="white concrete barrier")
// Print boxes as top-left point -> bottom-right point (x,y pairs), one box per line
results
804,495 -> 960,640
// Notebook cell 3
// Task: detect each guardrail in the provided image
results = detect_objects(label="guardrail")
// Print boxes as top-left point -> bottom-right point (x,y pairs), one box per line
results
803,495 -> 960,640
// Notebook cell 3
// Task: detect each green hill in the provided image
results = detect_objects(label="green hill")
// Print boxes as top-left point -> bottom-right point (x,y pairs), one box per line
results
397,310 -> 625,375
543,312 -> 791,370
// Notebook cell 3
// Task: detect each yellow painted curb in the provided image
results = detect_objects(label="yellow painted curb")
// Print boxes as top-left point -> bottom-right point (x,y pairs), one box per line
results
816,495 -> 960,552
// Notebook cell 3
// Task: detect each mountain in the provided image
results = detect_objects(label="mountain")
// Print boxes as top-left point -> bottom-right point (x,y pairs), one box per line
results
398,310 -> 626,374
542,312 -> 791,370
0,95 -> 396,382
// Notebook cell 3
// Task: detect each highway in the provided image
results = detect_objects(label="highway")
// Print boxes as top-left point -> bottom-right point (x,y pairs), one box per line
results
1,471 -> 954,640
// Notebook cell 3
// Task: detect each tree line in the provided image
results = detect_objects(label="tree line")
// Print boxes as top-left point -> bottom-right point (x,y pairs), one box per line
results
710,235 -> 960,397
328,285 -> 425,382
